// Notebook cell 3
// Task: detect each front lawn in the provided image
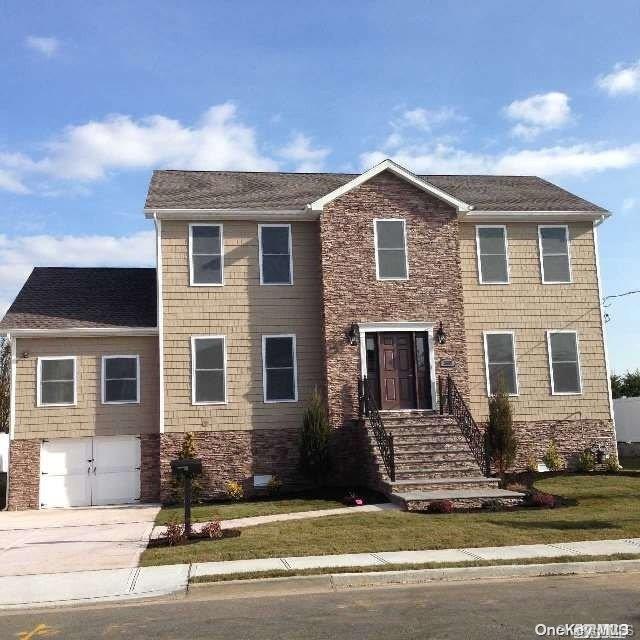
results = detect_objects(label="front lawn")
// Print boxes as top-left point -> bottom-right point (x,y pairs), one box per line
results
141,474 -> 640,567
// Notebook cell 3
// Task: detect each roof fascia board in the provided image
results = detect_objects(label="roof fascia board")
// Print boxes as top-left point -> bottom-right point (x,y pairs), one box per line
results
145,208 -> 315,221
459,210 -> 611,223
5,327 -> 159,338
309,159 -> 473,212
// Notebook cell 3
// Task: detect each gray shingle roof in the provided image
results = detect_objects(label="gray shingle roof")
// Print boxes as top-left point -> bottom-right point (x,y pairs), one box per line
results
145,170 -> 607,212
0,268 -> 157,330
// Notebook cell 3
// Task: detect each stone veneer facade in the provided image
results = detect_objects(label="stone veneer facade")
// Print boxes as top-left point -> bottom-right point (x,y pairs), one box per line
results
320,171 -> 469,427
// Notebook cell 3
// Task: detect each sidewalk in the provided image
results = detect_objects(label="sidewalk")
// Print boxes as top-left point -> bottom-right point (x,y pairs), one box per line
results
2,537 -> 640,609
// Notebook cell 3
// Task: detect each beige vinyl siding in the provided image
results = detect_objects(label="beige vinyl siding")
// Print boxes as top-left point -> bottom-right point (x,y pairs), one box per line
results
461,221 -> 610,421
14,336 -> 159,439
161,220 -> 323,432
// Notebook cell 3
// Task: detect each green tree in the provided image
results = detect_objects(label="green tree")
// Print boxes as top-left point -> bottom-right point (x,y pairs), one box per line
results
486,384 -> 517,477
611,374 -> 624,399
299,390 -> 332,486
0,340 -> 10,433
623,369 -> 640,397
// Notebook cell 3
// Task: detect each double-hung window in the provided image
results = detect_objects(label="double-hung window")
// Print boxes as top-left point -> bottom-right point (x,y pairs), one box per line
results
192,336 -> 227,404
262,335 -> 297,402
483,332 -> 518,395
189,224 -> 223,285
547,331 -> 582,394
259,224 -> 293,285
374,219 -> 408,280
38,357 -> 76,406
539,225 -> 571,283
476,225 -> 509,284
102,356 -> 139,404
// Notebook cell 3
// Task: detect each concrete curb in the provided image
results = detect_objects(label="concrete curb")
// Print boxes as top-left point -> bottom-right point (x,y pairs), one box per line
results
186,559 -> 640,599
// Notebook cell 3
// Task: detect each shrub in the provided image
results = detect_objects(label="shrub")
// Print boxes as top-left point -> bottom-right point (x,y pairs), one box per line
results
225,480 -> 244,501
200,520 -> 223,540
543,441 -> 565,471
524,456 -> 538,473
299,389 -> 332,486
426,500 -> 454,514
505,481 -> 529,494
266,475 -> 283,497
605,455 -> 622,473
529,492 -> 555,508
486,384 -> 517,476
575,448 -> 596,472
164,515 -> 185,545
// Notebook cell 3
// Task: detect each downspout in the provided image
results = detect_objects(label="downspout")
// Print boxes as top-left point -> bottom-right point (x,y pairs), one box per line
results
4,332 -> 16,509
153,212 -> 165,436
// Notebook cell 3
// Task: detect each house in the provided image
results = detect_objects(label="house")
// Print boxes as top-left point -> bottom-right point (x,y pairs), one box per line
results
0,159 -> 616,510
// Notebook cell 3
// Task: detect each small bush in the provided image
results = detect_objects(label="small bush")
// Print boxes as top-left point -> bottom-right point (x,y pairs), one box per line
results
543,441 -> 565,471
164,515 -> 185,545
266,476 -> 283,497
299,390 -> 332,486
529,492 -> 556,509
200,520 -> 223,540
605,455 -> 622,473
426,500 -> 454,514
524,456 -> 538,473
225,480 -> 244,501
505,481 -> 529,494
575,449 -> 597,472
486,384 -> 517,476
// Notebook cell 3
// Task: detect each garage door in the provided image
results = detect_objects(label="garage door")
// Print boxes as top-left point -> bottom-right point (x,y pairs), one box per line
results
40,436 -> 141,508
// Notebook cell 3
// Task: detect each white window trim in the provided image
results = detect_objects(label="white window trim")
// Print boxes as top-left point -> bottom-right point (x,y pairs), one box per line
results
475,224 -> 510,285
482,330 -> 520,397
262,334 -> 298,403
373,218 -> 409,281
538,224 -> 573,284
191,335 -> 228,405
258,223 -> 294,286
101,355 -> 140,405
188,223 -> 224,287
37,356 -> 77,407
546,330 -> 583,396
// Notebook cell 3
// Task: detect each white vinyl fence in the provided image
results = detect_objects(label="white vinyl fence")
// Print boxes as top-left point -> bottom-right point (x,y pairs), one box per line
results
614,397 -> 640,442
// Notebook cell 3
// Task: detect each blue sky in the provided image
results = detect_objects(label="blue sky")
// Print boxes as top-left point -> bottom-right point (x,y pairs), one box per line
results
0,1 -> 639,372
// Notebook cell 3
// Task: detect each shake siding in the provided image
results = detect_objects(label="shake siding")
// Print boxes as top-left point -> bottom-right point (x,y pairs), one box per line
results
161,220 -> 323,433
14,336 -> 159,439
460,221 -> 610,421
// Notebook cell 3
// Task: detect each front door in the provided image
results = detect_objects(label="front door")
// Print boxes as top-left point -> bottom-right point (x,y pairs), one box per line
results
378,333 -> 416,410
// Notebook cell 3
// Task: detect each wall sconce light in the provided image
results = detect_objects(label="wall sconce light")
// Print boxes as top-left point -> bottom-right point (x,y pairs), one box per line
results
22,351 -> 29,359
347,323 -> 360,346
435,322 -> 447,345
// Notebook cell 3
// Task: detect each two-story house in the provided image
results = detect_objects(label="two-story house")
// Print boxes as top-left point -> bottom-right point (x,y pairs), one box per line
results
1,160 -> 616,510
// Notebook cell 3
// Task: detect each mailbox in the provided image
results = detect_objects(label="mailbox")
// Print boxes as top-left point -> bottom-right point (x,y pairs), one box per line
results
171,458 -> 203,476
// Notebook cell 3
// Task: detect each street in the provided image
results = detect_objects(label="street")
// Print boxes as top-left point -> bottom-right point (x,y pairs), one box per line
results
3,572 -> 640,639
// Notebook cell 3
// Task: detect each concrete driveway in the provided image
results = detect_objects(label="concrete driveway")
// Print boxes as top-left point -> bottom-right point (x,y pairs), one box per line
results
0,505 -> 159,576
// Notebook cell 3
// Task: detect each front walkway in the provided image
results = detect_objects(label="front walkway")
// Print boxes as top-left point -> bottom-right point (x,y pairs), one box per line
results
2,537 -> 639,609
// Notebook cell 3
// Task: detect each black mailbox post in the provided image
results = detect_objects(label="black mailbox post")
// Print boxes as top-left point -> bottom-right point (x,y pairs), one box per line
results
171,458 -> 203,536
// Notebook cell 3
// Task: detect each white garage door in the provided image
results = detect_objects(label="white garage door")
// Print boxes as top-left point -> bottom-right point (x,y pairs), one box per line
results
40,436 -> 141,508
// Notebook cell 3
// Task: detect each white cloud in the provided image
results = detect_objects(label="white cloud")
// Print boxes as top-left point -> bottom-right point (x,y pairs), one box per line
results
504,92 -> 571,139
360,142 -> 640,178
597,60 -> 640,96
25,35 -> 60,57
0,230 -> 155,316
394,107 -> 462,132
278,133 -> 330,172
622,197 -> 638,211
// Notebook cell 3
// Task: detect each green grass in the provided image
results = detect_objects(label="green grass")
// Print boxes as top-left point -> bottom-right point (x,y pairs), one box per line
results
190,553 -> 640,583
141,474 -> 640,567
155,497 -> 346,526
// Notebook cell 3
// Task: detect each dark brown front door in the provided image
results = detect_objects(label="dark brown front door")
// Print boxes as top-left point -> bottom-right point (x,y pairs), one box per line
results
378,333 -> 416,410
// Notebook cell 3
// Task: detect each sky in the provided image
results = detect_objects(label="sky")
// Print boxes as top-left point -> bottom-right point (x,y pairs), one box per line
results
0,0 -> 638,373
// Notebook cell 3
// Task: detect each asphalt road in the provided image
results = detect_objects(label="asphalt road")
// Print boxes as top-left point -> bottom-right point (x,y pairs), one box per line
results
3,572 -> 640,640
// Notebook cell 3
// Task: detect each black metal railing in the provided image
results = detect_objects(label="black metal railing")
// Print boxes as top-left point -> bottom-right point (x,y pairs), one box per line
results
439,374 -> 490,476
359,376 -> 395,482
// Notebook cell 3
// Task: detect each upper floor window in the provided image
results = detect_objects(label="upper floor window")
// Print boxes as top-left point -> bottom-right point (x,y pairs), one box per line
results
192,336 -> 226,404
483,332 -> 518,395
476,225 -> 509,284
102,355 -> 139,404
189,224 -> 223,286
547,330 -> 582,394
259,224 -> 293,285
374,219 -> 408,280
38,356 -> 76,406
262,335 -> 298,402
539,225 -> 571,284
